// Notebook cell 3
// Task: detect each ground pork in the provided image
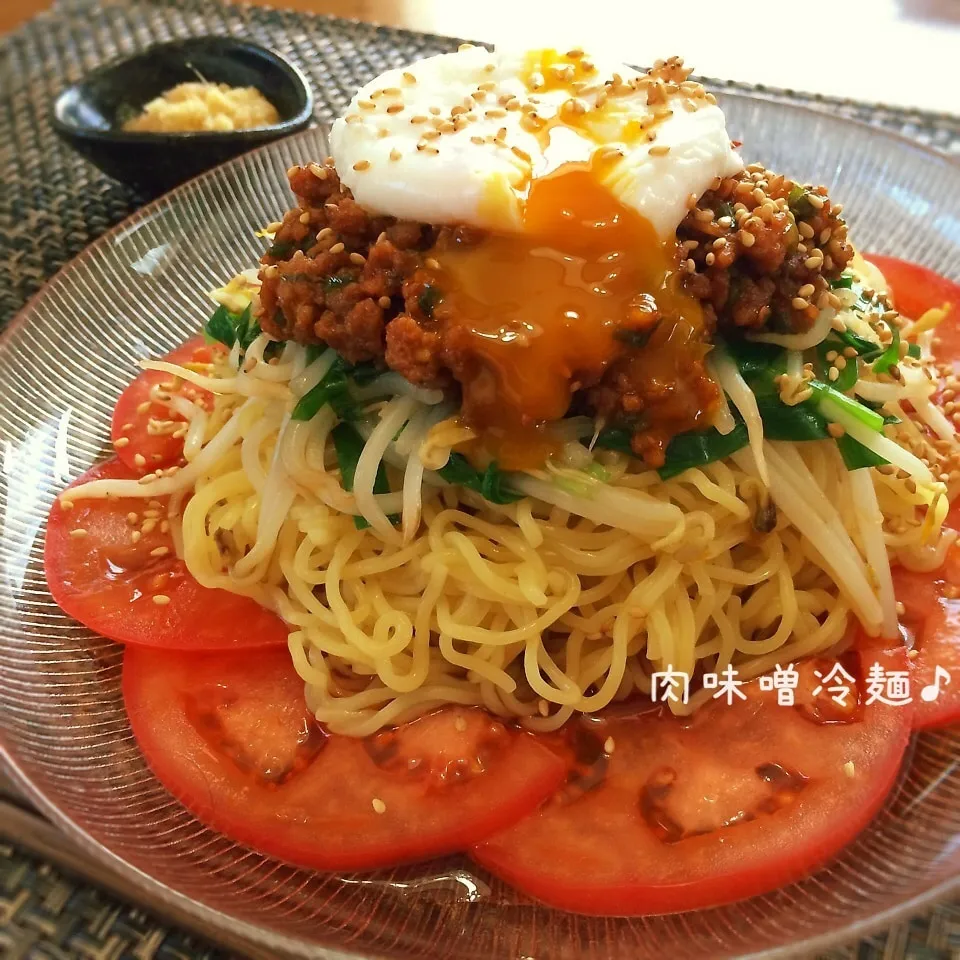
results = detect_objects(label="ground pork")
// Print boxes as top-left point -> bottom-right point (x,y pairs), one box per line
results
256,160 -> 853,465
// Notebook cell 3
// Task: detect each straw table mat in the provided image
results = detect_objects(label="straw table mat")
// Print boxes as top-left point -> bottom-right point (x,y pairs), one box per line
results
2,1 -> 960,957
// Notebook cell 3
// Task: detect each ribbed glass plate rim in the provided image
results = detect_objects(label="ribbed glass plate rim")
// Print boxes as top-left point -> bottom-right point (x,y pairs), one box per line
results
1,92 -> 959,960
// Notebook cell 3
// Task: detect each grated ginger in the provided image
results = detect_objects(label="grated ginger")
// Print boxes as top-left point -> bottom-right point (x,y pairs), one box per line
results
123,82 -> 279,133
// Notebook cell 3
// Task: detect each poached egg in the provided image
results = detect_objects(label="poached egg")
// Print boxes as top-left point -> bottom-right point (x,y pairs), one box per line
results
327,49 -> 741,468
330,47 -> 742,239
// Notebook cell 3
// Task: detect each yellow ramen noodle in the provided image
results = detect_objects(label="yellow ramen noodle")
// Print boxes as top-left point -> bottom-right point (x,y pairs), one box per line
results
61,261 -> 953,736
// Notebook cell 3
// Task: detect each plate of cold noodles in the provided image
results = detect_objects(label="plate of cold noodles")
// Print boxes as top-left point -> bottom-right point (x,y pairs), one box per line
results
6,44 -> 960,960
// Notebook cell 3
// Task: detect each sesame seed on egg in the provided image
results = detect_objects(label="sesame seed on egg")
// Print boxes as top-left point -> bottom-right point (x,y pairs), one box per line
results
329,47 -> 742,236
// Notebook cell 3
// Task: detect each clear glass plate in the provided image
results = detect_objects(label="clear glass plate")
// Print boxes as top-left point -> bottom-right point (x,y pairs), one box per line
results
2,94 -> 959,960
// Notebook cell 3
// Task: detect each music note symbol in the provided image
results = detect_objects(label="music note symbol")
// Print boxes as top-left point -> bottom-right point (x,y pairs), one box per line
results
921,665 -> 951,703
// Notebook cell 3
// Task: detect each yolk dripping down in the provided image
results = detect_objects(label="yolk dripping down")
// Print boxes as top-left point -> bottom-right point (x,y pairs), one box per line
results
428,156 -> 716,471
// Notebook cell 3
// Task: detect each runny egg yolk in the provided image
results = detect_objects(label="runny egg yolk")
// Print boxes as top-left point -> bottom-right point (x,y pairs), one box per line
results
426,155 -> 714,471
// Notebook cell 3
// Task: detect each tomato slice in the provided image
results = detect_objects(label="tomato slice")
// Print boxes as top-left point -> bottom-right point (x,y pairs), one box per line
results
111,337 -> 222,473
472,642 -> 910,915
893,564 -> 960,729
863,255 -> 960,726
44,459 -> 288,650
122,646 -> 568,870
865,254 -> 960,347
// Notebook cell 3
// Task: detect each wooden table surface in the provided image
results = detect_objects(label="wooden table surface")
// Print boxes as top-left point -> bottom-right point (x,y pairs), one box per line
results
4,0 -> 960,113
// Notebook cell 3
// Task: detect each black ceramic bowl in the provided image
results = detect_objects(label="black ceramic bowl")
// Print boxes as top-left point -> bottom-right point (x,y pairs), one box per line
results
51,37 -> 314,196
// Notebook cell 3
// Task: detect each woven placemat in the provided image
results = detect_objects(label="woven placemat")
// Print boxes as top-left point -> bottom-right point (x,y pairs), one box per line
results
0,843 -> 232,960
1,1 -> 959,957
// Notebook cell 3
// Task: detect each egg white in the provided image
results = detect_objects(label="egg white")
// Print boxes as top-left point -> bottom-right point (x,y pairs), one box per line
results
330,48 -> 743,238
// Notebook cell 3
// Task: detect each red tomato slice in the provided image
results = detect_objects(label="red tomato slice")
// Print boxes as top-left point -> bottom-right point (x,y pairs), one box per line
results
111,337 -> 222,473
122,646 -> 568,870
864,254 -> 960,726
472,642 -> 910,916
44,459 -> 288,650
865,254 -> 960,354
893,564 -> 960,729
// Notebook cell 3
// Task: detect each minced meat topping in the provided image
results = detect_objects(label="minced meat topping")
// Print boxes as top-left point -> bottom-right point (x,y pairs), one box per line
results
257,160 -> 852,467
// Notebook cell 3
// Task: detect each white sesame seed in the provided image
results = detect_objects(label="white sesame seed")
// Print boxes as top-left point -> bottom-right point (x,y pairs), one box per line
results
372,798 -> 387,814
69,528 -> 88,539
604,737 -> 615,754
152,594 -> 171,606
